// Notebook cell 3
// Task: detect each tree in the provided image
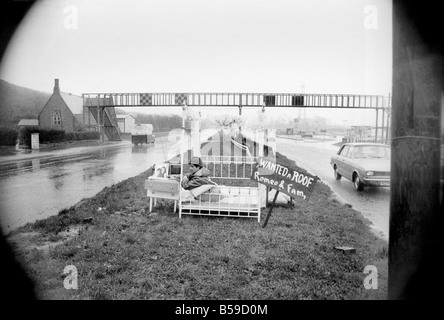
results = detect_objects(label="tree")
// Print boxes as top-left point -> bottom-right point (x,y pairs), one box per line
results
214,114 -> 243,128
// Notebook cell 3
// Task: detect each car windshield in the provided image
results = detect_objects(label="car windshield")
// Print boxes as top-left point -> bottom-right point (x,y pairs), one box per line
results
353,145 -> 391,159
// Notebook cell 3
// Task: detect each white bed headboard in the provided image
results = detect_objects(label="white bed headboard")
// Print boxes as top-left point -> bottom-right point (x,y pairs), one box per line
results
201,156 -> 257,180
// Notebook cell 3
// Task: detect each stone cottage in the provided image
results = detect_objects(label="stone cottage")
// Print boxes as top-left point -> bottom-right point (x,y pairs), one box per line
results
38,79 -> 94,132
38,79 -> 120,141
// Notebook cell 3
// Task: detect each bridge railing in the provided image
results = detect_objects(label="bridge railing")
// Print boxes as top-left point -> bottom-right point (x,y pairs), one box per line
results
82,92 -> 390,109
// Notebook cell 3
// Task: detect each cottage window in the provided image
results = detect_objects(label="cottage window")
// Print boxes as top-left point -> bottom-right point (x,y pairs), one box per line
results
53,111 -> 61,125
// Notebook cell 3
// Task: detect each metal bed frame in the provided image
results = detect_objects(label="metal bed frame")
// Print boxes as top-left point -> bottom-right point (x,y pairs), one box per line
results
179,155 -> 262,222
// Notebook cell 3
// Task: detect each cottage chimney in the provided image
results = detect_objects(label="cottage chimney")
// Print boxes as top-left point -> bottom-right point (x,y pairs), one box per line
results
54,79 -> 60,93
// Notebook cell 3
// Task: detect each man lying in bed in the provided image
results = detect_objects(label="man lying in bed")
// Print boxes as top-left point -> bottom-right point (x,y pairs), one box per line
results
180,156 -> 261,207
181,157 -> 221,202
181,157 -> 216,190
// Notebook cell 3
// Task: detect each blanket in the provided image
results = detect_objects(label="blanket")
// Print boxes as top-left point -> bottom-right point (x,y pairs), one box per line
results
181,184 -> 221,202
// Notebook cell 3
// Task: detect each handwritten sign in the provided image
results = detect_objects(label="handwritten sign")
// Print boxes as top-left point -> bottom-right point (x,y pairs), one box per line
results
250,156 -> 317,201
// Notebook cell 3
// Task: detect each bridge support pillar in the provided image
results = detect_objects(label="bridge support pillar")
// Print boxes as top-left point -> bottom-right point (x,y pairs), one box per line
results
375,108 -> 379,143
97,96 -> 104,143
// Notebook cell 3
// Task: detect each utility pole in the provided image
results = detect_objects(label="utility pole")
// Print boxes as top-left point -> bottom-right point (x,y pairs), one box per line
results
389,0 -> 443,299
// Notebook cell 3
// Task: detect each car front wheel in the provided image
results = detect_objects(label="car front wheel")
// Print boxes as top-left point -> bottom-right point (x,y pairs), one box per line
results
353,173 -> 364,191
334,166 -> 342,180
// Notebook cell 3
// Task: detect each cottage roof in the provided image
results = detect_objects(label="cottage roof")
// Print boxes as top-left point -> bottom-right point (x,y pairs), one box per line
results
18,119 -> 39,126
60,92 -> 83,114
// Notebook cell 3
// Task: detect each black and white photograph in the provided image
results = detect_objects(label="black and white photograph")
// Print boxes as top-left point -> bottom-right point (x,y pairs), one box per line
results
152,163 -> 169,179
0,0 -> 442,308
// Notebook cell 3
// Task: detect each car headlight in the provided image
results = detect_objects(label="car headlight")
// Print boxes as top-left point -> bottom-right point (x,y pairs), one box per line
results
367,171 -> 374,176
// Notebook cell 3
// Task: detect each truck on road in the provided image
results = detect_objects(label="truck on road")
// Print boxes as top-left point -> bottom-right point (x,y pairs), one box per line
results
131,124 -> 155,145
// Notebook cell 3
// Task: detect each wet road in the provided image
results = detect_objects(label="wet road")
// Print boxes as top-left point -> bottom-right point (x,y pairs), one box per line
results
0,134 -> 389,240
277,136 -> 390,241
0,137 -> 176,234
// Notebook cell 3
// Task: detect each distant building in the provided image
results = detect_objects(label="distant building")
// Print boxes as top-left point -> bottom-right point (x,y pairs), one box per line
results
343,125 -> 373,143
347,126 -> 372,138
37,79 -> 120,140
16,119 -> 39,147
117,115 -> 136,133
38,79 -> 97,132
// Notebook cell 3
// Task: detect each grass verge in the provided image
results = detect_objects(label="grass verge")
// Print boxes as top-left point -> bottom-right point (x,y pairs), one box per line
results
7,151 -> 388,300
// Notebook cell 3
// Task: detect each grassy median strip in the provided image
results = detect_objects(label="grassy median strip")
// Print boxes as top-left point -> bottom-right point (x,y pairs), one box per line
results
7,151 -> 388,300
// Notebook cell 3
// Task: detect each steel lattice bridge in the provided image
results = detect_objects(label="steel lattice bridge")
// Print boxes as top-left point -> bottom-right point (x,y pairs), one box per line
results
81,92 -> 391,143
82,92 -> 390,109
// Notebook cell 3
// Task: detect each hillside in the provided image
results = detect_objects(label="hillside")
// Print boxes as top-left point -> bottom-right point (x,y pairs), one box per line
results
0,79 -> 51,128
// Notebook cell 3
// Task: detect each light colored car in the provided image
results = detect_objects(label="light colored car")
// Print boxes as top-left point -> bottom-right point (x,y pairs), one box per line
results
330,142 -> 391,191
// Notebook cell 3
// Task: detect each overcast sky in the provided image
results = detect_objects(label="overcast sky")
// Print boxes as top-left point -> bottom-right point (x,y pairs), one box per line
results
0,0 -> 392,126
